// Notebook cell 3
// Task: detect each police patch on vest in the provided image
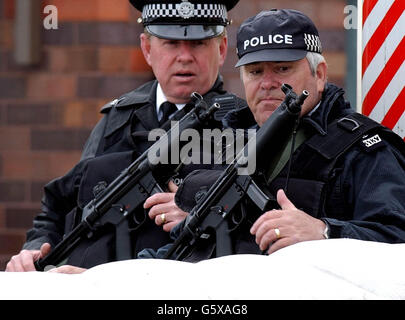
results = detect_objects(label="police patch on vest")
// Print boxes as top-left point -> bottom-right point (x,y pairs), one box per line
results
360,134 -> 384,152
363,134 -> 381,147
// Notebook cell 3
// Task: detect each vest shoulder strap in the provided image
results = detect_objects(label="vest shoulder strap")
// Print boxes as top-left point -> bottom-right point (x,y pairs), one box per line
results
288,113 -> 388,183
306,112 -> 382,160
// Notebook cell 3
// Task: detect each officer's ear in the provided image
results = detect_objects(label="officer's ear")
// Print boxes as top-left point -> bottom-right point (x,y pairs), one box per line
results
315,61 -> 327,94
140,33 -> 152,66
217,35 -> 228,67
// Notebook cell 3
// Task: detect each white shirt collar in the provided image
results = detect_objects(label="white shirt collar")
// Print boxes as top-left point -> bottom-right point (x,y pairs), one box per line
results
156,84 -> 186,121
308,101 -> 321,116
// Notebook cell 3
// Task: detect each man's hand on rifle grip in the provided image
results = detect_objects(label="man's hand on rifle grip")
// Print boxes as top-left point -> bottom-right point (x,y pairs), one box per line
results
5,243 -> 51,272
144,180 -> 189,232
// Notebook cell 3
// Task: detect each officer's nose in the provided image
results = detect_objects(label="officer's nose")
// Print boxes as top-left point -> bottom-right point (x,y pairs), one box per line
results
260,72 -> 281,91
176,42 -> 194,63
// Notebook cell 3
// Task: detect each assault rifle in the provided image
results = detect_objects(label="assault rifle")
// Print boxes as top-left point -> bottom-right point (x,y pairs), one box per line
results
35,93 -> 220,271
164,84 -> 309,260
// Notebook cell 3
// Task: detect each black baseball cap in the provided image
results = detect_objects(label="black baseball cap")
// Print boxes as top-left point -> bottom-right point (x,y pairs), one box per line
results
235,9 -> 322,67
130,0 -> 240,40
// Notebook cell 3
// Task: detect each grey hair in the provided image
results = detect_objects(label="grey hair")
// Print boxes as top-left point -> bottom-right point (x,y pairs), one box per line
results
239,51 -> 326,79
306,52 -> 326,76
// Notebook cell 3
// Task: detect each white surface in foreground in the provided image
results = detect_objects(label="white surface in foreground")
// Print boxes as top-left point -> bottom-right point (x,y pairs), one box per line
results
1,239 -> 404,300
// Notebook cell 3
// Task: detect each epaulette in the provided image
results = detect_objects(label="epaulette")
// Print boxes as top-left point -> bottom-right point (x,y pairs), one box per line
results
100,97 -> 126,114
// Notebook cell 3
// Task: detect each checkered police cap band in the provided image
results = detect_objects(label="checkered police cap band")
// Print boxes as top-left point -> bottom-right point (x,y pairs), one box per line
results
304,33 -> 322,54
142,2 -> 229,25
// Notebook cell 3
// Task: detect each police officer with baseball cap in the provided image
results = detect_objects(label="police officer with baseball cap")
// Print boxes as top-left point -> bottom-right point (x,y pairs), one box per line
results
6,0 -> 247,272
146,9 -> 405,262
232,9 -> 405,255
131,0 -> 239,40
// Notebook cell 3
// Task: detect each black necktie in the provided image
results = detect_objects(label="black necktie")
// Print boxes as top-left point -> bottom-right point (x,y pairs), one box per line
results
159,101 -> 177,126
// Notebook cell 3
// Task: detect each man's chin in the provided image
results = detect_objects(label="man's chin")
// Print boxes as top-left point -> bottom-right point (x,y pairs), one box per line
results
165,87 -> 196,103
257,110 -> 276,126
166,81 -> 211,102
175,86 -> 210,101
178,90 -> 196,101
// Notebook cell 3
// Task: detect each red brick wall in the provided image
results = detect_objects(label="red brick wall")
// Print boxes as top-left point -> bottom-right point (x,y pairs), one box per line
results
0,0 -> 348,270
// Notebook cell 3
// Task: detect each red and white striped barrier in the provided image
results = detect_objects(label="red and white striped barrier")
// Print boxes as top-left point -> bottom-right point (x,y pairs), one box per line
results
359,0 -> 404,140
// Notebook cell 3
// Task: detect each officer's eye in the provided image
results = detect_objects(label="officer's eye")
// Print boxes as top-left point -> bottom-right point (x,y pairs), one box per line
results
245,66 -> 263,76
250,69 -> 262,75
190,40 -> 206,48
275,65 -> 291,73
243,63 -> 265,78
163,40 -> 179,47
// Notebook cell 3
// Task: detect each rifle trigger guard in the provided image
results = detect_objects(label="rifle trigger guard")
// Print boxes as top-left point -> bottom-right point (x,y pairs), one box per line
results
83,216 -> 98,238
130,209 -> 147,231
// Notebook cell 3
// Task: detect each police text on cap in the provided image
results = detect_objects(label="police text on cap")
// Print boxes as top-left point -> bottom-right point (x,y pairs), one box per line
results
243,34 -> 293,50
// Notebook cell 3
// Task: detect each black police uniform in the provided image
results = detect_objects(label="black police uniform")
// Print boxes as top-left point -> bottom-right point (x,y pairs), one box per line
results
22,76 -> 247,268
162,82 -> 405,261
232,83 -> 405,240
21,0 -> 246,268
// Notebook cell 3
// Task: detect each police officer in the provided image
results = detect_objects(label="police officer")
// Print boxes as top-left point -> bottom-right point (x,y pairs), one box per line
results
6,0 -> 246,272
162,9 -> 405,261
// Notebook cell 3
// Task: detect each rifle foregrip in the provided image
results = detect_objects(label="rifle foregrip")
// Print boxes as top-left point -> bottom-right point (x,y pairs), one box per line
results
34,248 -> 63,271
34,259 -> 44,271
34,251 -> 57,271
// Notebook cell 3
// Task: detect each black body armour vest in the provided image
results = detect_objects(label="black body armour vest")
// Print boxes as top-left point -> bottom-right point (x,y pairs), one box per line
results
180,112 -> 403,262
268,112 -> 399,220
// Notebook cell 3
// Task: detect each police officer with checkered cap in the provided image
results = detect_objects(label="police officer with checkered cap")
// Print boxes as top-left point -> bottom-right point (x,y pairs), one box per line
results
6,0 -> 247,272
131,0 -> 239,40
